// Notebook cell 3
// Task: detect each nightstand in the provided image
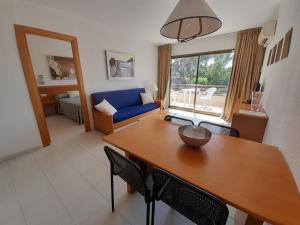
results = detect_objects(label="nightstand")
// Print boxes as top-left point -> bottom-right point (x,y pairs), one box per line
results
42,99 -> 58,116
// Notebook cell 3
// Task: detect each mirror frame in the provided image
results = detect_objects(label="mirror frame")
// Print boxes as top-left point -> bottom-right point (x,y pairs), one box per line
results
14,24 -> 91,146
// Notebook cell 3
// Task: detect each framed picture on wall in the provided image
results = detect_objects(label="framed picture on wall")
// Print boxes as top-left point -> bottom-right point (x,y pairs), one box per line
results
105,50 -> 135,80
281,28 -> 293,59
47,55 -> 76,80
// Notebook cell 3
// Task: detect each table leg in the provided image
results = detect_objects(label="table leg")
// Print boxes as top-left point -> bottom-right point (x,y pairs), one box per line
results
245,215 -> 263,225
235,210 -> 264,225
127,184 -> 135,193
125,153 -> 135,194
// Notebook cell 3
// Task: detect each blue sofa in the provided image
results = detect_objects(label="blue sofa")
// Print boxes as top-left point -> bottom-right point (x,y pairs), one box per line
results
91,88 -> 161,134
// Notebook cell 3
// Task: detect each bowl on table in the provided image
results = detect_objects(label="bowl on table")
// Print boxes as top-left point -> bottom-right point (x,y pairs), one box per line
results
178,125 -> 212,148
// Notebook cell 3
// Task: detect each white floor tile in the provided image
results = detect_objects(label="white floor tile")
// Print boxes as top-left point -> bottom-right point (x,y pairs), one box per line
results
8,154 -> 55,207
62,189 -> 107,224
83,164 -> 109,186
21,193 -> 65,219
228,205 -> 237,219
79,204 -> 126,225
25,207 -> 73,225
0,213 -> 27,225
86,146 -> 110,167
0,162 -> 17,203
93,180 -> 125,203
0,162 -> 26,224
226,217 -> 235,225
67,150 -> 103,174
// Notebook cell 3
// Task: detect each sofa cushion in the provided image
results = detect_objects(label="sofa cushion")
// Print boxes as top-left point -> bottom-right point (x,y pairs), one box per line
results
91,88 -> 145,110
94,99 -> 117,115
140,92 -> 154,105
113,103 -> 158,123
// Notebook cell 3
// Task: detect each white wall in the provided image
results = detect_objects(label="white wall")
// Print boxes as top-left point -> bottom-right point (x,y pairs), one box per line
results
27,35 -> 76,86
0,0 -> 42,158
0,0 -> 157,159
260,0 -> 300,190
171,32 -> 237,56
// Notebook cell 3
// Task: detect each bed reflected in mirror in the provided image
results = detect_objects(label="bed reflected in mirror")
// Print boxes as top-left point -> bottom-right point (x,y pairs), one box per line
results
27,34 -> 84,142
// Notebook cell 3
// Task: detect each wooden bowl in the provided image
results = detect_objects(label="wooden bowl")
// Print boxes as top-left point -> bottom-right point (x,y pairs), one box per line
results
178,125 -> 212,148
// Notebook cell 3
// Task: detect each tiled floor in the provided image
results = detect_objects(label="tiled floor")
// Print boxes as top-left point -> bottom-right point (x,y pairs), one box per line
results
0,115 -> 239,225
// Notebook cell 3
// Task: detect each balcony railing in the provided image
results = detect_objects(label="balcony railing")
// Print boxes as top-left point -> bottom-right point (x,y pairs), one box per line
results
170,84 -> 228,115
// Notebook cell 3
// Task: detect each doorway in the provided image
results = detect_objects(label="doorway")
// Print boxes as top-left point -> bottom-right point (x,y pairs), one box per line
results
15,25 -> 91,147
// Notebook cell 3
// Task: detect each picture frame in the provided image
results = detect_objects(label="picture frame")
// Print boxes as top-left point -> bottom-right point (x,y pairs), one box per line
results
105,50 -> 135,80
281,28 -> 293,59
47,55 -> 76,80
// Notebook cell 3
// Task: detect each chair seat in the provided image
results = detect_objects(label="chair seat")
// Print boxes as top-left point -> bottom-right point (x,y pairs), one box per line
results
113,103 -> 158,123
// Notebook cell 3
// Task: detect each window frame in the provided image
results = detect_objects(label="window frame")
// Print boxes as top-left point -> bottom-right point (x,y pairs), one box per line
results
169,48 -> 235,116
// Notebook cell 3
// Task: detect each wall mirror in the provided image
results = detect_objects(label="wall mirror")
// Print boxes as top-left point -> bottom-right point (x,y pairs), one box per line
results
15,25 -> 91,147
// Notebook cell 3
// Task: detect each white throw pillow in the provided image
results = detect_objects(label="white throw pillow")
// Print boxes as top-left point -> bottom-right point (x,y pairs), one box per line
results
140,92 -> 154,105
94,99 -> 117,115
67,91 -> 80,98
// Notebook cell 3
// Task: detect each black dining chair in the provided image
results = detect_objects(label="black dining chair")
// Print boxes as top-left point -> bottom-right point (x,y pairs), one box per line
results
164,115 -> 195,126
151,168 -> 229,225
104,146 -> 154,225
199,121 -> 240,137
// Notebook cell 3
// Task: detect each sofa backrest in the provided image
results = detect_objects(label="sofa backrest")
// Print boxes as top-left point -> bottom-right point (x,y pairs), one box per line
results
91,88 -> 145,110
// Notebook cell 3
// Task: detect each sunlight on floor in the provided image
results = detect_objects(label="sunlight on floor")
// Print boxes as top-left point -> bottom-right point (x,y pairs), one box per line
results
167,108 -> 228,125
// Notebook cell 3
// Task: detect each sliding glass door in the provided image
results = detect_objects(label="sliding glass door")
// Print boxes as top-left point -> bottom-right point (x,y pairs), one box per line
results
170,56 -> 198,110
170,50 -> 234,116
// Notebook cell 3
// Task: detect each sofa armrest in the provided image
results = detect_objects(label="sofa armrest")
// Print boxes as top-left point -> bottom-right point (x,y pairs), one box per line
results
154,99 -> 163,110
93,110 -> 114,134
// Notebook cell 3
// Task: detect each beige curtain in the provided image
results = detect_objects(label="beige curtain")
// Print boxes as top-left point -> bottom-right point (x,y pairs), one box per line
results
157,44 -> 171,107
222,28 -> 265,121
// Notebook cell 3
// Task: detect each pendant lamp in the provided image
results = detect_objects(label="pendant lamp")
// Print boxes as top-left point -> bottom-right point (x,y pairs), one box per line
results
161,0 -> 222,42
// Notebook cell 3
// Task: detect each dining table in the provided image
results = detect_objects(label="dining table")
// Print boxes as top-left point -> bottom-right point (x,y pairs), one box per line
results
103,117 -> 300,225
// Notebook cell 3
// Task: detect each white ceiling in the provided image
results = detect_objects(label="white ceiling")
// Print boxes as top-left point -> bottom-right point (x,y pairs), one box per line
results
20,0 -> 280,44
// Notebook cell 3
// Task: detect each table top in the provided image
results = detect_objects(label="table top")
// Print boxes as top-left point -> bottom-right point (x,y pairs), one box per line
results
103,117 -> 300,225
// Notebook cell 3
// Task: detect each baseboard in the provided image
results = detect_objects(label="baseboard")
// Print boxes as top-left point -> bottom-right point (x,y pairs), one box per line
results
0,145 -> 41,163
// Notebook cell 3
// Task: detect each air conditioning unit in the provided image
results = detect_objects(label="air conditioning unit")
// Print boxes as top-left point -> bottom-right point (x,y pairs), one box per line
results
258,20 -> 277,47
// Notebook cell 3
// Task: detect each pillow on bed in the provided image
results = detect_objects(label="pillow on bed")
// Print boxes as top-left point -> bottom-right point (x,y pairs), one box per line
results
55,93 -> 69,100
94,99 -> 117,115
67,91 -> 80,98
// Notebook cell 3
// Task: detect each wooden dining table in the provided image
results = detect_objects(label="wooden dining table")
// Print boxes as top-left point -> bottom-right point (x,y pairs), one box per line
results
103,117 -> 300,225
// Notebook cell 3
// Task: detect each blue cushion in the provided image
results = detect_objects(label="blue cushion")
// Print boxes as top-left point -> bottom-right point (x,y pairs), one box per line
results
113,103 -> 158,123
91,88 -> 145,110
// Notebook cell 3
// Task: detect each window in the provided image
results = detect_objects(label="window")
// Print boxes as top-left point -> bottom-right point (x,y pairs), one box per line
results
170,50 -> 234,115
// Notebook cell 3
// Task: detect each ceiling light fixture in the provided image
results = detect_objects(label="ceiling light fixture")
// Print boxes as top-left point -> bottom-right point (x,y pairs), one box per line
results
161,0 -> 222,42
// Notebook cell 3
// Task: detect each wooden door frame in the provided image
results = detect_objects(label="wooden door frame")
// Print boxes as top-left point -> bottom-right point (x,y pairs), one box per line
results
14,24 -> 91,147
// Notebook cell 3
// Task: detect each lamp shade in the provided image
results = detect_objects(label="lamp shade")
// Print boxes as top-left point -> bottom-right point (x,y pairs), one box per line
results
145,82 -> 158,92
152,83 -> 158,92
161,0 -> 222,42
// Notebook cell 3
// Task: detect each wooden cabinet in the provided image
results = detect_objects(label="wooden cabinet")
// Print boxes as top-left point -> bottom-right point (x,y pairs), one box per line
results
231,101 -> 268,143
42,100 -> 58,117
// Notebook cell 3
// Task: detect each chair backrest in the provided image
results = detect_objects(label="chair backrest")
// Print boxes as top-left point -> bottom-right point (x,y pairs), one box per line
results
205,87 -> 217,98
164,115 -> 194,126
104,146 -> 149,199
199,121 -> 240,137
152,168 -> 229,225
